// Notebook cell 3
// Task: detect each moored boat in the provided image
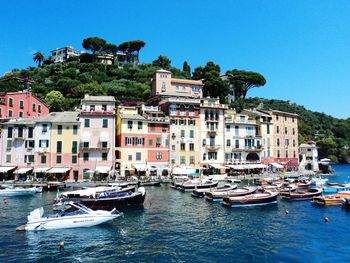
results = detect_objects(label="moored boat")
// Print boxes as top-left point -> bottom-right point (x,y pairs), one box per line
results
311,177 -> 328,187
205,187 -> 257,202
191,184 -> 237,198
18,202 -> 122,231
323,183 -> 350,194
313,191 -> 350,206
138,180 -> 161,186
0,186 -> 42,196
280,188 -> 322,200
177,179 -> 218,192
222,191 -> 278,207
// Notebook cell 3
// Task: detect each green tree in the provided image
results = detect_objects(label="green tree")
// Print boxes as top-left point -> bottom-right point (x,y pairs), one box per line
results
192,61 -> 229,102
82,37 -> 107,54
183,61 -> 191,79
44,90 -> 65,111
33,52 -> 45,67
103,43 -> 118,55
152,55 -> 171,69
71,81 -> 106,98
226,69 -> 266,99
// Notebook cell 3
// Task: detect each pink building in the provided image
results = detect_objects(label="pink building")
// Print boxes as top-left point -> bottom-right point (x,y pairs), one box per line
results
0,91 -> 49,121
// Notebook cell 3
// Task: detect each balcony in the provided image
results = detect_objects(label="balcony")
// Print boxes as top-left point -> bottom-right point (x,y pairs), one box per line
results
207,130 -> 217,135
225,118 -> 257,125
206,145 -> 220,151
148,116 -> 170,123
189,112 -> 195,117
170,111 -> 177,116
80,143 -> 111,150
80,109 -> 115,116
179,111 -> 186,117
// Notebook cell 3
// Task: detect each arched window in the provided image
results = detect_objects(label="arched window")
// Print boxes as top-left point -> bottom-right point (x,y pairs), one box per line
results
189,105 -> 194,112
179,104 -> 185,112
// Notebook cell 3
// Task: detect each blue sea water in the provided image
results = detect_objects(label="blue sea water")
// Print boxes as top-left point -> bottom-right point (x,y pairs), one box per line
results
1,164 -> 350,263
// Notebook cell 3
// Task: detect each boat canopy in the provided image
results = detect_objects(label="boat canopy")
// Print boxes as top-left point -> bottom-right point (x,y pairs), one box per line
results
172,167 -> 197,175
0,166 -> 16,173
95,166 -> 110,174
48,167 -> 71,174
33,167 -> 51,173
269,162 -> 284,169
226,164 -> 267,170
209,164 -> 227,169
15,168 -> 33,174
132,163 -> 148,171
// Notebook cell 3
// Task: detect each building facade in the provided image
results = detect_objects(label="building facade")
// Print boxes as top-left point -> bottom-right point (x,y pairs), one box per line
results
50,46 -> 83,63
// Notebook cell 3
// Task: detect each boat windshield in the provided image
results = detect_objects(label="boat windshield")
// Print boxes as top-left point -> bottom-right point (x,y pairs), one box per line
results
58,207 -> 89,217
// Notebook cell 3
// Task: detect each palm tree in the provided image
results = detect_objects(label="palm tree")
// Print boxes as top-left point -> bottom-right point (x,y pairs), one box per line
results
33,52 -> 45,67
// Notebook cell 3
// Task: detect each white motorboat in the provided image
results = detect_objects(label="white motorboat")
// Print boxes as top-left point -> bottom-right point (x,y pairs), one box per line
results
0,186 -> 42,196
18,202 -> 123,231
311,177 -> 329,186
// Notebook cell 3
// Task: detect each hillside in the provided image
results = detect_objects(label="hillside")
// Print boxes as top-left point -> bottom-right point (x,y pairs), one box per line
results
1,60 -> 349,163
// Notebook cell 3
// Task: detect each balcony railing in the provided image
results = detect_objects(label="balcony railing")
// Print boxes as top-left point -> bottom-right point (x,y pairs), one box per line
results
225,118 -> 257,125
80,110 -> 115,115
80,143 -> 111,150
206,145 -> 221,151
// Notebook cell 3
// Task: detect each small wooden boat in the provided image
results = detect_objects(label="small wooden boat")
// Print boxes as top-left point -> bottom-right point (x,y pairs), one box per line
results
205,187 -> 257,202
296,180 -> 312,189
280,188 -> 322,200
313,191 -> 350,206
191,184 -> 237,198
177,179 -> 218,192
0,185 -> 42,196
222,191 -> 278,207
138,180 -> 161,187
43,181 -> 66,191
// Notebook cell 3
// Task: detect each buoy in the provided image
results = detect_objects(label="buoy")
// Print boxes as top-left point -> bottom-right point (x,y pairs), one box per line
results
3,197 -> 8,204
285,209 -> 289,214
58,241 -> 65,249
324,216 -> 329,223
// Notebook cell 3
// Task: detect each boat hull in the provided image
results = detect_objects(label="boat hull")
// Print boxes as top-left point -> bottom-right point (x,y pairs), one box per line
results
178,182 -> 218,192
222,192 -> 278,207
0,187 -> 39,196
205,187 -> 256,202
280,188 -> 322,200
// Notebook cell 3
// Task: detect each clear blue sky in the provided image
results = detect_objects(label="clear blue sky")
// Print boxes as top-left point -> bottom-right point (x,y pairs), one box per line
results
1,0 -> 349,118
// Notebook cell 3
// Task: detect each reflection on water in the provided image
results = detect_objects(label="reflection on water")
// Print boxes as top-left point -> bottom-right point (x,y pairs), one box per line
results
1,164 -> 350,262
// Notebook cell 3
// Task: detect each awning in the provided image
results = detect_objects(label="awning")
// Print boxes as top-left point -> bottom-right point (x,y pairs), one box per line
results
95,166 -> 110,174
209,164 -> 227,169
15,168 -> 33,174
227,164 -> 268,170
81,132 -> 91,142
270,162 -> 284,169
172,167 -> 197,175
48,167 -> 71,174
34,167 -> 51,173
100,132 -> 109,142
132,164 -> 148,171
0,166 -> 16,173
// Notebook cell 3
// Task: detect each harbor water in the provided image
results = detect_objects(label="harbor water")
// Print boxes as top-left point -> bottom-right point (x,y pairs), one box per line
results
1,164 -> 350,262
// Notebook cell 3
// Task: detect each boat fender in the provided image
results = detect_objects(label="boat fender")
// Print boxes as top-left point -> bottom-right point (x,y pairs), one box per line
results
324,217 -> 329,223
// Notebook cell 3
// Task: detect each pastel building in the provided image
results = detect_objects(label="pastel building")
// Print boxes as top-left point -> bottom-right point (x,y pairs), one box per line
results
0,91 -> 49,121
50,46 -> 83,63
224,110 -> 263,163
79,95 -> 116,181
299,141 -> 319,172
200,98 -> 227,167
150,69 -> 203,99
0,118 -> 36,180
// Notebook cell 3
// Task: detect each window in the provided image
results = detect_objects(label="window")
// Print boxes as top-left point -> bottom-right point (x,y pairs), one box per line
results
128,121 -> 133,129
57,125 -> 62,135
180,143 -> 185,151
235,140 -> 239,148
202,139 -> 206,146
83,152 -> 89,161
138,121 -> 143,130
25,140 -> 34,148
25,155 -> 34,163
292,118 -> 295,123
42,124 -> 48,133
72,141 -> 78,153
38,105 -> 42,113
19,100 -> 24,109
156,137 -> 161,146
8,127 -> 13,138
102,104 -> 107,111
171,145 -> 175,151
156,152 -> 162,160
235,126 -> 239,136
73,125 -> 78,135
150,123 -> 155,132
203,153 -> 207,161
56,155 -> 62,164
277,150 -> 280,158
277,138 -> 280,147
293,140 -> 296,147
6,140 -> 12,150
125,137 -> 132,145
293,151 -> 296,158
102,141 -> 108,148
18,127 -> 23,138
226,139 -> 231,147
32,103 -> 36,111
84,119 -> 90,128
226,125 -> 230,132
161,82 -> 166,91
128,155 -> 132,161
189,143 -> 194,151
182,86 -> 186,91
276,115 -> 279,121
162,127 -> 167,133
149,139 -> 153,146
209,136 -> 215,147
180,156 -> 186,165
19,112 -> 23,117
9,98 -> 13,106
39,140 -> 49,148
181,130 -> 185,137
57,141 -> 62,153
267,124 -> 270,134
286,150 -> 289,158
28,127 -> 33,138
102,152 -> 108,161
8,110 -> 13,117
165,139 -> 169,146
190,130 -> 194,138
285,139 -> 289,147
82,142 -> 89,148
276,126 -> 279,134
285,116 -> 287,121
136,152 -> 141,161
41,155 -> 46,164
208,152 -> 217,160
188,120 -> 195,126
5,154 -> 11,163
293,128 -> 295,135
102,119 -> 108,128
190,156 -> 195,165
285,127 -> 288,134
72,155 -> 77,164
176,86 -> 179,90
